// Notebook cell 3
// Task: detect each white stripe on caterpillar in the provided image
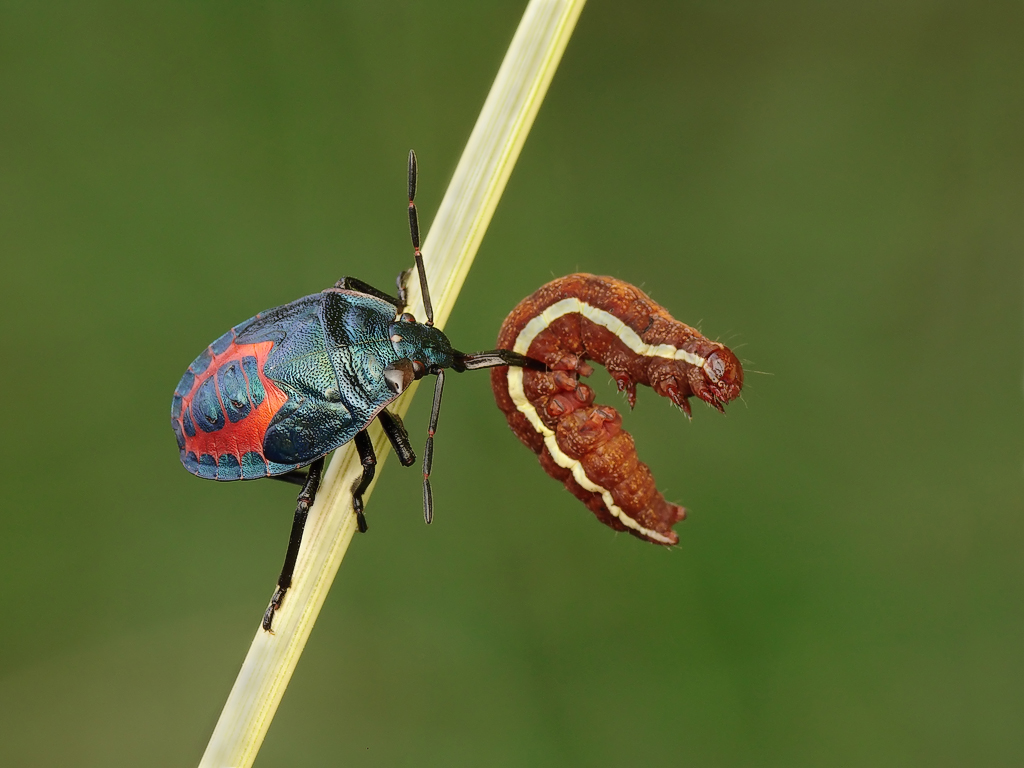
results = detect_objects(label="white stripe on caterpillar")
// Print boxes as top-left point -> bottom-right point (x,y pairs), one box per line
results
518,298 -> 707,366
506,364 -> 675,544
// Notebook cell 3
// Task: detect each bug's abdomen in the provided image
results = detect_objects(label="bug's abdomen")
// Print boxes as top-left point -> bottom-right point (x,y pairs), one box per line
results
171,330 -> 294,481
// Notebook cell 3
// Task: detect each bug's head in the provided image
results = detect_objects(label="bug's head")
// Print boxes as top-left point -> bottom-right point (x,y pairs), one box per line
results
688,344 -> 744,413
387,317 -> 456,377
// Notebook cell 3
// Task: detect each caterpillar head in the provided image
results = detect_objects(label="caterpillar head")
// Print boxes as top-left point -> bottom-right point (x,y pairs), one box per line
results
688,345 -> 743,413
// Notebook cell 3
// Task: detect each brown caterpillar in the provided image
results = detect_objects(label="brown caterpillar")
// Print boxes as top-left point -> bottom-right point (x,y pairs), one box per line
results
491,274 -> 743,545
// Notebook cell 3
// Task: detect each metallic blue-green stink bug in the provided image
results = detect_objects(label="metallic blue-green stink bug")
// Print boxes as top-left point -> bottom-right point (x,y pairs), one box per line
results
171,152 -> 543,629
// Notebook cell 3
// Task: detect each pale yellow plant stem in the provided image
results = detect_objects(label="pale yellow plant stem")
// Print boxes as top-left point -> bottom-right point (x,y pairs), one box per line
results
198,1 -> 586,766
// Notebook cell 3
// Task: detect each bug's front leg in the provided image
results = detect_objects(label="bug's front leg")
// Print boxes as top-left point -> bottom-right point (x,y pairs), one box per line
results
263,455 -> 325,632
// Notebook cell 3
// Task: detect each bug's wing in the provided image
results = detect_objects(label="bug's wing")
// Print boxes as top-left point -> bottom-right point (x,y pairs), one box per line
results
262,390 -> 359,466
233,294 -> 324,345
259,291 -> 401,467
247,296 -> 350,465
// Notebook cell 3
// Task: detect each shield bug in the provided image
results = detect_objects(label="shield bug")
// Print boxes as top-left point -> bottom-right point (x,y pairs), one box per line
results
491,273 -> 743,545
171,151 -> 543,630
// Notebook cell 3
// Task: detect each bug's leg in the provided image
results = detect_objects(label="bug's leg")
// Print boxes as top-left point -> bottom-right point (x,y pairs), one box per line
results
394,268 -> 411,310
263,456 -> 325,632
421,369 -> 446,525
378,409 -> 416,467
351,430 -> 376,534
334,276 -> 405,313
407,150 -> 434,326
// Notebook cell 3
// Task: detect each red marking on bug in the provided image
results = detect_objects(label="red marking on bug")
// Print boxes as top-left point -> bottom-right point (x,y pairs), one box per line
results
491,274 -> 743,545
178,338 -> 289,463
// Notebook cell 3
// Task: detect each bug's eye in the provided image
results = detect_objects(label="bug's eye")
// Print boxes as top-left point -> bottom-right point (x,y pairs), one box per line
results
384,359 -> 416,394
399,312 -> 416,324
411,360 -> 428,379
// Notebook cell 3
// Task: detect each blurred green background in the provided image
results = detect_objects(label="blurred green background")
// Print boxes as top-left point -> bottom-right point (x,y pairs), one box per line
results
1,2 -> 1021,766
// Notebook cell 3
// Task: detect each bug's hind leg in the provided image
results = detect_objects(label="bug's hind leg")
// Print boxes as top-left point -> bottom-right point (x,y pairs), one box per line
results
351,430 -> 376,534
263,456 -> 325,632
334,276 -> 405,313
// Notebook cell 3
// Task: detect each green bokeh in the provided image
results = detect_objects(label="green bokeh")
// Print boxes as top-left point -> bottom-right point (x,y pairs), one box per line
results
1,2 -> 1021,766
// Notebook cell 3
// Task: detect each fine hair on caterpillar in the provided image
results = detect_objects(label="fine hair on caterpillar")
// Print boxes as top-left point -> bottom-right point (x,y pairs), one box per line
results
491,273 -> 743,545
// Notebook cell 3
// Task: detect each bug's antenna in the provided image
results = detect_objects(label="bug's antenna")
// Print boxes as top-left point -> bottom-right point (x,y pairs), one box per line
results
421,368 -> 445,524
408,150 -> 434,326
